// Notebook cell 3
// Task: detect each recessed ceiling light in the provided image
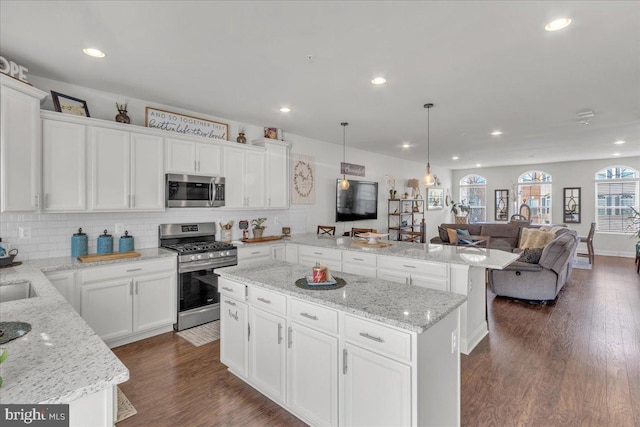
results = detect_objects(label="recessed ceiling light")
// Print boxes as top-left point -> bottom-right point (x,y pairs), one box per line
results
279,107 -> 292,113
401,143 -> 411,149
613,153 -> 621,156
371,77 -> 387,85
452,156 -> 459,160
545,18 -> 572,31
614,140 -> 626,145
476,163 -> 481,167
83,47 -> 106,58
490,130 -> 503,136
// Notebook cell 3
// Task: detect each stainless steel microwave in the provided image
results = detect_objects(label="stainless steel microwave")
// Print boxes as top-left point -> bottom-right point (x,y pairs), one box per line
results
166,174 -> 225,208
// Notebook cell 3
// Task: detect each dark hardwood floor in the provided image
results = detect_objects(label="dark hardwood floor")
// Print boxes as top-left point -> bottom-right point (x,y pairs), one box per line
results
113,255 -> 639,426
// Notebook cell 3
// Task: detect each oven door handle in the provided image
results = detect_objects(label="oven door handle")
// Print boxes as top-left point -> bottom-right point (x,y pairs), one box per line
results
179,260 -> 233,273
209,179 -> 214,207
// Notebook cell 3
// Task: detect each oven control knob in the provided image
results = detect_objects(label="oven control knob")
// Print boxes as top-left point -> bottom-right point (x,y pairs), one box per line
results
226,251 -> 231,256
209,253 -> 215,258
190,255 -> 196,261
219,251 -> 225,257
196,254 -> 203,260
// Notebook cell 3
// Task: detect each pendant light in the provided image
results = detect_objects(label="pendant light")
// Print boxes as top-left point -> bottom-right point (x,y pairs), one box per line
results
339,122 -> 350,190
423,103 -> 435,186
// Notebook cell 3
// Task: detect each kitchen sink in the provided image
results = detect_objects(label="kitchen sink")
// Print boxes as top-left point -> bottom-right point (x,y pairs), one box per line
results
0,281 -> 37,302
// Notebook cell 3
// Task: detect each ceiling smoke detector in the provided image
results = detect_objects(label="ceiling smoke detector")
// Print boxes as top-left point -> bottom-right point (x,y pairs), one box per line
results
576,110 -> 595,125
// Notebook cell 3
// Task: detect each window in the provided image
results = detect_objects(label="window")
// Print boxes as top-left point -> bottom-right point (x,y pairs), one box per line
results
595,166 -> 639,233
459,174 -> 487,222
518,171 -> 552,224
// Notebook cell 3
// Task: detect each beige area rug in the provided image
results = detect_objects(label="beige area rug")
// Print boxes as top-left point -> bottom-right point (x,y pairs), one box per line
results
116,387 -> 137,423
176,320 -> 220,347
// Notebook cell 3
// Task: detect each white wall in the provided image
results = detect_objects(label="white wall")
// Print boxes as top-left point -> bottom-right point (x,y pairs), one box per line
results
453,157 -> 640,257
0,75 -> 453,259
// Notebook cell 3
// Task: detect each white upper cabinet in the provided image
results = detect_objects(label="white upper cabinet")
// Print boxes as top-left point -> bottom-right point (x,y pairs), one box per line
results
89,127 -> 130,210
223,146 -> 265,208
0,76 -> 47,212
255,140 -> 289,209
166,138 -> 222,175
130,133 -> 164,210
42,119 -> 86,211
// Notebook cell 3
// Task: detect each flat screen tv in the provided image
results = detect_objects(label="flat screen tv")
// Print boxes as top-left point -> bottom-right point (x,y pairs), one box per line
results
336,179 -> 378,222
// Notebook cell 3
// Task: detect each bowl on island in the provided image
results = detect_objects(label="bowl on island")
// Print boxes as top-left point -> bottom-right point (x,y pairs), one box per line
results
355,232 -> 389,245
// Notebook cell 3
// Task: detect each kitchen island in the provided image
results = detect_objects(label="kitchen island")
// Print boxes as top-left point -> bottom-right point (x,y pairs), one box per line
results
218,260 -> 467,427
238,234 -> 520,354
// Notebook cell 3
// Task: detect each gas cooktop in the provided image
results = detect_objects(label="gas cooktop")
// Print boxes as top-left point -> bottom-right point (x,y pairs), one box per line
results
163,241 -> 236,254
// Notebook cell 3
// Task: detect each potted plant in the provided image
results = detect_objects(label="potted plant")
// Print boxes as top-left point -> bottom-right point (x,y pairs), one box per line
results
251,217 -> 267,239
451,200 -> 471,224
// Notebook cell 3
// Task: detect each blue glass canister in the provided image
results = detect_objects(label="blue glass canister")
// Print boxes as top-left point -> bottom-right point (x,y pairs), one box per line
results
97,229 -> 113,254
71,228 -> 88,257
119,230 -> 134,252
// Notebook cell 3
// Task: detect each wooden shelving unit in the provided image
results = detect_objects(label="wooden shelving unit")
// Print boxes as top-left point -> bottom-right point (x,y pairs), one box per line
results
387,199 -> 425,242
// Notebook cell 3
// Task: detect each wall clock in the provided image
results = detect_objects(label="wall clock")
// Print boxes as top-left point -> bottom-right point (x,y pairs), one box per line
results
293,159 -> 314,198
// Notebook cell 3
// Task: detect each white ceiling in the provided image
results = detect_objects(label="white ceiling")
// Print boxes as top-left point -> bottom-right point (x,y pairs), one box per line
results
1,1 -> 639,170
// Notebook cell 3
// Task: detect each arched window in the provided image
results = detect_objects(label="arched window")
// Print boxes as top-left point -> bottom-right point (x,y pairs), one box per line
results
459,174 -> 487,222
518,171 -> 552,224
595,165 -> 639,233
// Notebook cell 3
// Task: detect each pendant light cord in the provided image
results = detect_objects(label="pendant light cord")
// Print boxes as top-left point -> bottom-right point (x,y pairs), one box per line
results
427,106 -> 430,165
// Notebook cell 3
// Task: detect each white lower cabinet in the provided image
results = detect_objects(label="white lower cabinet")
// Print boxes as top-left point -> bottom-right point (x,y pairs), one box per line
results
377,255 -> 449,291
44,269 -> 78,311
80,258 -> 176,347
343,342 -> 411,427
288,322 -> 339,427
249,307 -> 287,402
220,296 -> 248,378
297,245 -> 342,272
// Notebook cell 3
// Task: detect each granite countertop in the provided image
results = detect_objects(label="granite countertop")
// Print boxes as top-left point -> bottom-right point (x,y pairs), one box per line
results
286,233 -> 519,269
0,248 -> 175,404
218,260 -> 467,334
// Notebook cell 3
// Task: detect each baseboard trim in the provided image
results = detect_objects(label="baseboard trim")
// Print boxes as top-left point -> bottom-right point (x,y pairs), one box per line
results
460,322 -> 488,355
594,250 -> 635,258
106,325 -> 174,349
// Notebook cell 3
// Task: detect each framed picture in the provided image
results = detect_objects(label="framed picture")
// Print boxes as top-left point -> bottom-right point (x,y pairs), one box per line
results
427,187 -> 444,210
264,127 -> 278,139
563,187 -> 581,223
495,189 -> 509,221
51,91 -> 90,117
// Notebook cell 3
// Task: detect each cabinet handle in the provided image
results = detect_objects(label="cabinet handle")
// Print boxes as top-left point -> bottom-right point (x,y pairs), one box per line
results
127,268 -> 142,272
221,286 -> 233,292
278,323 -> 283,344
313,252 -> 323,255
129,280 -> 133,295
300,312 -> 318,321
251,251 -> 261,255
288,326 -> 292,348
409,274 -> 413,285
359,332 -> 384,343
402,264 -> 416,269
248,323 -> 250,341
353,257 -> 364,261
34,194 -> 40,209
194,160 -> 197,172
257,297 -> 271,304
197,160 -> 200,171
226,299 -> 236,306
343,348 -> 348,375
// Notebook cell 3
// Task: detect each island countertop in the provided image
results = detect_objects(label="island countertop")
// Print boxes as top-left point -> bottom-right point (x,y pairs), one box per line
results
217,260 -> 467,334
283,233 -> 519,269
0,248 -> 175,404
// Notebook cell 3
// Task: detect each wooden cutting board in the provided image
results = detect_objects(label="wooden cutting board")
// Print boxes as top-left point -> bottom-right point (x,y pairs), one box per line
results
241,235 -> 285,243
78,252 -> 142,263
351,240 -> 393,248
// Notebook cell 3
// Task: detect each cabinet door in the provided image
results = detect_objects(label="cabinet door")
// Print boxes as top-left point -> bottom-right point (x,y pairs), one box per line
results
410,274 -> 449,292
265,144 -> 288,208
377,268 -> 410,285
89,127 -> 130,210
195,143 -> 222,175
343,264 -> 377,278
288,323 -> 338,427
223,147 -> 245,208
81,278 -> 133,341
1,85 -> 41,212
249,307 -> 286,402
42,120 -> 86,211
343,343 -> 411,427
133,271 -> 176,332
245,150 -> 265,208
45,270 -> 78,312
130,133 -> 164,210
271,244 -> 286,261
220,297 -> 249,378
166,138 -> 195,173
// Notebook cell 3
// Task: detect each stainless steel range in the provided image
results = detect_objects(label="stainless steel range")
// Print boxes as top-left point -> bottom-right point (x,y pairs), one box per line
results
159,222 -> 238,331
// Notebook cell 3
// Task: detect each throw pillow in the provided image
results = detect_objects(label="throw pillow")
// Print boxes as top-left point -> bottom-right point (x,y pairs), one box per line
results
447,228 -> 458,244
519,228 -> 556,249
456,229 -> 474,245
518,247 -> 544,264
438,226 -> 449,243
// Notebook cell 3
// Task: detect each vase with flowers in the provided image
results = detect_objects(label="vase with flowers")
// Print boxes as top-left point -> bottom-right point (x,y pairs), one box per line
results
450,200 -> 471,224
